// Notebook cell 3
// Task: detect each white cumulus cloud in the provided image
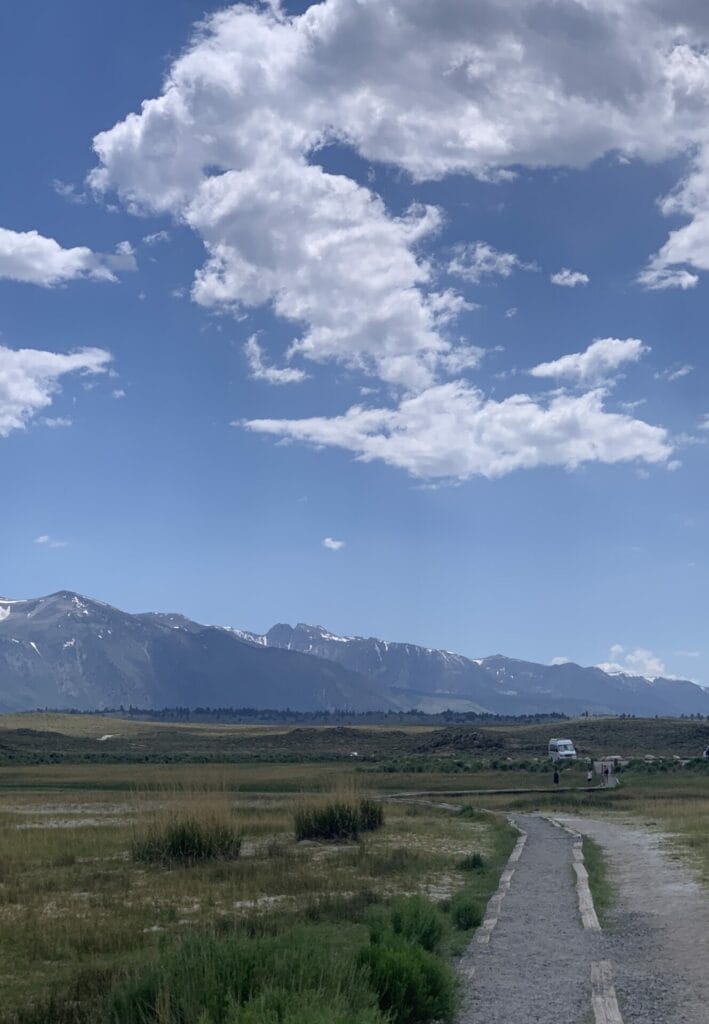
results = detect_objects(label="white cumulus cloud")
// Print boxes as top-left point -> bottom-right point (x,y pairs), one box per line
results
0,227 -> 134,286
52,179 -> 87,205
0,345 -> 112,437
550,268 -> 589,287
322,537 -> 346,550
655,363 -> 693,382
87,0 -> 704,475
639,125 -> 709,288
41,416 -> 73,429
245,381 -> 671,481
244,335 -> 308,386
34,534 -> 68,549
530,338 -> 648,386
89,0 -> 709,306
448,242 -> 534,284
142,230 -> 170,246
598,644 -> 668,680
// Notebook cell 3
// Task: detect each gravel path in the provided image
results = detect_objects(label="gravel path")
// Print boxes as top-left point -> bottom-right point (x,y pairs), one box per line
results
458,814 -> 601,1023
556,815 -> 709,1024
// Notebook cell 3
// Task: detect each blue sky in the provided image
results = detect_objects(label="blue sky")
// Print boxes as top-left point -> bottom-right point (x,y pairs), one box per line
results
2,0 -> 707,684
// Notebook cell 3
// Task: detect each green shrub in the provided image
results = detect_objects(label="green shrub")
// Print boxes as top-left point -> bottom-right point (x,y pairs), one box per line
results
358,798 -> 384,833
388,895 -> 445,952
131,815 -> 241,865
294,798 -> 385,842
449,893 -> 483,931
105,924 -> 385,1024
1,967 -> 117,1024
457,852 -> 486,872
358,936 -> 457,1024
228,990 -> 385,1024
294,801 -> 362,842
365,904 -> 393,946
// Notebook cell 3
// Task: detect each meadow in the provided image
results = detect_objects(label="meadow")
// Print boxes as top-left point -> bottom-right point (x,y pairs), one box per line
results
0,713 -> 706,1022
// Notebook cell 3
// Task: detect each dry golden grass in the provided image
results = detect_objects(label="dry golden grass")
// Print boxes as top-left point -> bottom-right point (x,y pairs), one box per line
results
0,712 -> 295,738
0,760 -> 351,795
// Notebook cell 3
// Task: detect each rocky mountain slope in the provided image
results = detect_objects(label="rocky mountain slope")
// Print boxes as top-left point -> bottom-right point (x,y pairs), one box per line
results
0,593 -> 394,713
0,592 -> 706,716
258,623 -> 709,717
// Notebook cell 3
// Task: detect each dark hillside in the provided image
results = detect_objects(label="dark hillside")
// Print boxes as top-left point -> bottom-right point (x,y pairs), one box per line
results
0,714 -> 706,766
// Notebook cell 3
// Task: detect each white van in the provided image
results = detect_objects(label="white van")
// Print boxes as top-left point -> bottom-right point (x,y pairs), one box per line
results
548,738 -> 577,762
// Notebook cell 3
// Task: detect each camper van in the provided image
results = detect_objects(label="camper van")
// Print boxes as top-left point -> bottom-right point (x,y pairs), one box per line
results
548,738 -> 577,762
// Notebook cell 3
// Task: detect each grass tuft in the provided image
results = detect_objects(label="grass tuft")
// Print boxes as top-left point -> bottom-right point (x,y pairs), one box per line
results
294,797 -> 384,842
582,835 -> 614,924
131,798 -> 241,865
457,852 -> 486,872
358,798 -> 385,833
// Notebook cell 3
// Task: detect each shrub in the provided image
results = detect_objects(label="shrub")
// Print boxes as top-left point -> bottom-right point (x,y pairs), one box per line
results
366,904 -> 394,946
294,801 -> 361,842
131,813 -> 241,865
104,924 -> 385,1024
388,895 -> 445,952
449,893 -> 483,931
457,852 -> 486,872
228,990 -> 385,1024
358,936 -> 457,1024
1,967 -> 117,1024
294,798 -> 384,842
359,798 -> 384,833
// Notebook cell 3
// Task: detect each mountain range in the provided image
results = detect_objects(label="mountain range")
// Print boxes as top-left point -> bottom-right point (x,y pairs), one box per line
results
0,591 -> 707,717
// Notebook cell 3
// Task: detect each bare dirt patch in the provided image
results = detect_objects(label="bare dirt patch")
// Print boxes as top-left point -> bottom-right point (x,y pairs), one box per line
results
557,815 -> 709,1024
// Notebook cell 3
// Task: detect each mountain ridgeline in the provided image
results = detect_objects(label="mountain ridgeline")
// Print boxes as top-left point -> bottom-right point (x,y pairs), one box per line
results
0,592 -> 707,717
0,593 -> 391,714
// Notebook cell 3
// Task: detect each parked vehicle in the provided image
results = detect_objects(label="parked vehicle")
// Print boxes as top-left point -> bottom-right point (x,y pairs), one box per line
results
548,738 -> 577,762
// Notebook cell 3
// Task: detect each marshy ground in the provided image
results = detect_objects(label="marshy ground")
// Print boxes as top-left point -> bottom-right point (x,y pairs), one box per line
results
0,713 -> 706,1022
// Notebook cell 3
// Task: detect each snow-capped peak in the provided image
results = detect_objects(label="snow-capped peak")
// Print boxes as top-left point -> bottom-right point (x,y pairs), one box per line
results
222,627 -> 267,646
315,628 -> 352,643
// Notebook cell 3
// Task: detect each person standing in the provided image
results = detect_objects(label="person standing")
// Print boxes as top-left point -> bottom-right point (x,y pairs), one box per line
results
553,767 -> 560,786
586,768 -> 593,785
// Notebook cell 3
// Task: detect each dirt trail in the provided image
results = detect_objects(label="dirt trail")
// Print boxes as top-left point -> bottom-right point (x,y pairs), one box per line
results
458,812 -> 709,1023
556,815 -> 709,1024
458,815 -> 600,1023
